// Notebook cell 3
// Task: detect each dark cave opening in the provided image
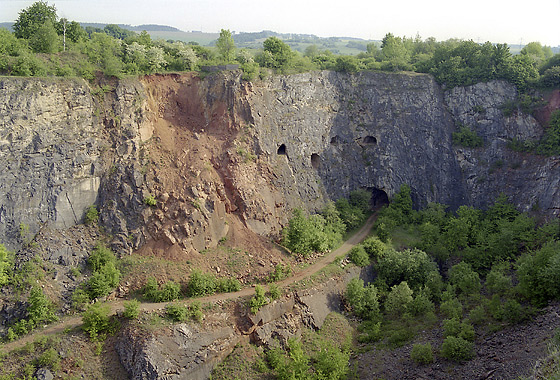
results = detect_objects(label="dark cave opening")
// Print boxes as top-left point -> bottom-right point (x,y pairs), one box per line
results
363,136 -> 378,145
369,187 -> 389,208
311,153 -> 321,169
277,144 -> 287,155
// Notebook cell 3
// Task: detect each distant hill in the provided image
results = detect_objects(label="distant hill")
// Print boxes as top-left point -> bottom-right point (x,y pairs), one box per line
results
0,22 -> 13,31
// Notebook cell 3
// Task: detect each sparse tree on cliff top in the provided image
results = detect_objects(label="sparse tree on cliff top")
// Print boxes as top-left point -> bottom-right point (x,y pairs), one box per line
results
216,29 -> 235,63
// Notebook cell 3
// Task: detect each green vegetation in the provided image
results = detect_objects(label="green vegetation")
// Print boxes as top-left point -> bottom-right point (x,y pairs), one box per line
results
81,303 -> 114,340
165,301 -> 203,322
84,205 -> 99,225
250,285 -> 268,314
452,125 -> 484,148
143,195 -> 157,206
410,343 -> 434,364
282,190 -> 371,257
343,185 -> 559,364
3,2 -> 560,96
123,299 -> 141,319
0,244 -> 14,287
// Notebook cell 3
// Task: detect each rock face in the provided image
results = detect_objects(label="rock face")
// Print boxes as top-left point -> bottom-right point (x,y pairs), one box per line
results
0,71 -> 558,253
248,72 -> 559,214
0,78 -> 101,250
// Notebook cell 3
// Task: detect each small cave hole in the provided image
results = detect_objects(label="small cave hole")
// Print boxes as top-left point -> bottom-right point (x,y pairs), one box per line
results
277,144 -> 287,155
330,135 -> 341,145
363,136 -> 377,145
310,153 -> 321,169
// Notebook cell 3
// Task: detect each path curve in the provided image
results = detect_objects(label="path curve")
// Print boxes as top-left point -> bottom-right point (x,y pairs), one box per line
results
2,213 -> 377,352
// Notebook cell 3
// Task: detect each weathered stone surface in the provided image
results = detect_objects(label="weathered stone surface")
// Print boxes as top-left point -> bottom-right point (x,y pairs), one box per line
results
117,323 -> 242,380
0,78 -> 101,250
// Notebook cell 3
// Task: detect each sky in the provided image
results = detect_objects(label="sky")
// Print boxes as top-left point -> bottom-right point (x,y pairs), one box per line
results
1,0 -> 560,46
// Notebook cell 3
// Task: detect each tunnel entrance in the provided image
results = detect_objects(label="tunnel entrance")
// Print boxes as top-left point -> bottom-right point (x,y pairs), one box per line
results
369,187 -> 389,208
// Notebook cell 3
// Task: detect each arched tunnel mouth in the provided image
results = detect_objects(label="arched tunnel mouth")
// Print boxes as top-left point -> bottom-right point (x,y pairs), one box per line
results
368,187 -> 389,208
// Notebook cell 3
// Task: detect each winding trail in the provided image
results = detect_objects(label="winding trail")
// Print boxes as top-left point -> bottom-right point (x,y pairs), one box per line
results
2,213 -> 377,353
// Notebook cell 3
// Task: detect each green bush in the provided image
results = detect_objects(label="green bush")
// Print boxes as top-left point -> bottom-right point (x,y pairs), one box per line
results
408,288 -> 435,316
485,263 -> 512,295
84,205 -> 99,225
82,303 -> 111,340
377,248 -> 438,290
34,347 -> 60,371
411,343 -> 434,364
268,283 -> 281,300
440,336 -> 474,361
186,270 -> 217,297
362,236 -> 386,260
348,245 -> 369,267
88,244 -> 116,272
440,298 -> 463,320
123,299 -> 140,319
345,278 -> 380,321
143,195 -> 157,206
143,278 -> 181,302
448,262 -> 481,296
0,244 -> 14,287
166,302 -> 188,322
502,299 -> 525,324
452,125 -> 484,148
468,305 -> 487,325
384,281 -> 413,317
216,277 -> 241,293
267,263 -> 292,282
250,285 -> 268,314
517,241 -> 560,306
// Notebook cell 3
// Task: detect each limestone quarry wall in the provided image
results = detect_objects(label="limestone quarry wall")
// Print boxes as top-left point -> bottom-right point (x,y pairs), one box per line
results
0,71 -> 558,255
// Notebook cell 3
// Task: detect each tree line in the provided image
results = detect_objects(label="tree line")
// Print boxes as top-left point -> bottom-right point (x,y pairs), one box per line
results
2,1 -> 560,91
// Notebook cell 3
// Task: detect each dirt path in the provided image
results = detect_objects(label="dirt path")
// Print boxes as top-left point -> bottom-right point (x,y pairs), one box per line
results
2,214 -> 377,353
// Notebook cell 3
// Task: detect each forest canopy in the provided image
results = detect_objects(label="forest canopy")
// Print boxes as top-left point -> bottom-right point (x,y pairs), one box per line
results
1,1 -> 560,91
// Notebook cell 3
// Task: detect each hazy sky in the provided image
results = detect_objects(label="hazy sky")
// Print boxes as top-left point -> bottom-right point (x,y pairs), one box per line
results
2,0 -> 560,46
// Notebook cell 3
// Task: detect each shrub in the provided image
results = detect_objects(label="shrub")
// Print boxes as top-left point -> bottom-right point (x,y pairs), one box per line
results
452,125 -> 483,148
448,262 -> 481,295
268,263 -> 292,282
166,303 -> 188,322
384,281 -> 413,317
377,248 -> 438,290
250,285 -> 268,314
123,299 -> 140,319
84,205 -> 99,225
357,320 -> 382,343
440,336 -> 474,361
411,343 -> 434,364
443,318 -> 475,342
158,281 -> 181,302
440,298 -> 463,320
362,236 -> 386,260
408,288 -> 435,316
82,303 -> 111,340
268,283 -> 281,300
142,277 -> 160,301
346,278 -> 380,320
502,299 -> 525,324
34,347 -> 60,371
468,305 -> 487,325
216,277 -> 241,293
517,241 -> 560,306
88,244 -> 116,272
0,244 -> 14,287
186,270 -> 217,297
485,263 -> 512,295
143,195 -> 157,206
27,287 -> 58,327
348,245 -> 369,267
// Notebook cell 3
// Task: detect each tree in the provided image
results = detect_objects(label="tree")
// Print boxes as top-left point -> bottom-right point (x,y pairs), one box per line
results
216,29 -> 235,63
28,19 -> 58,53
259,36 -> 294,71
13,1 -> 57,39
